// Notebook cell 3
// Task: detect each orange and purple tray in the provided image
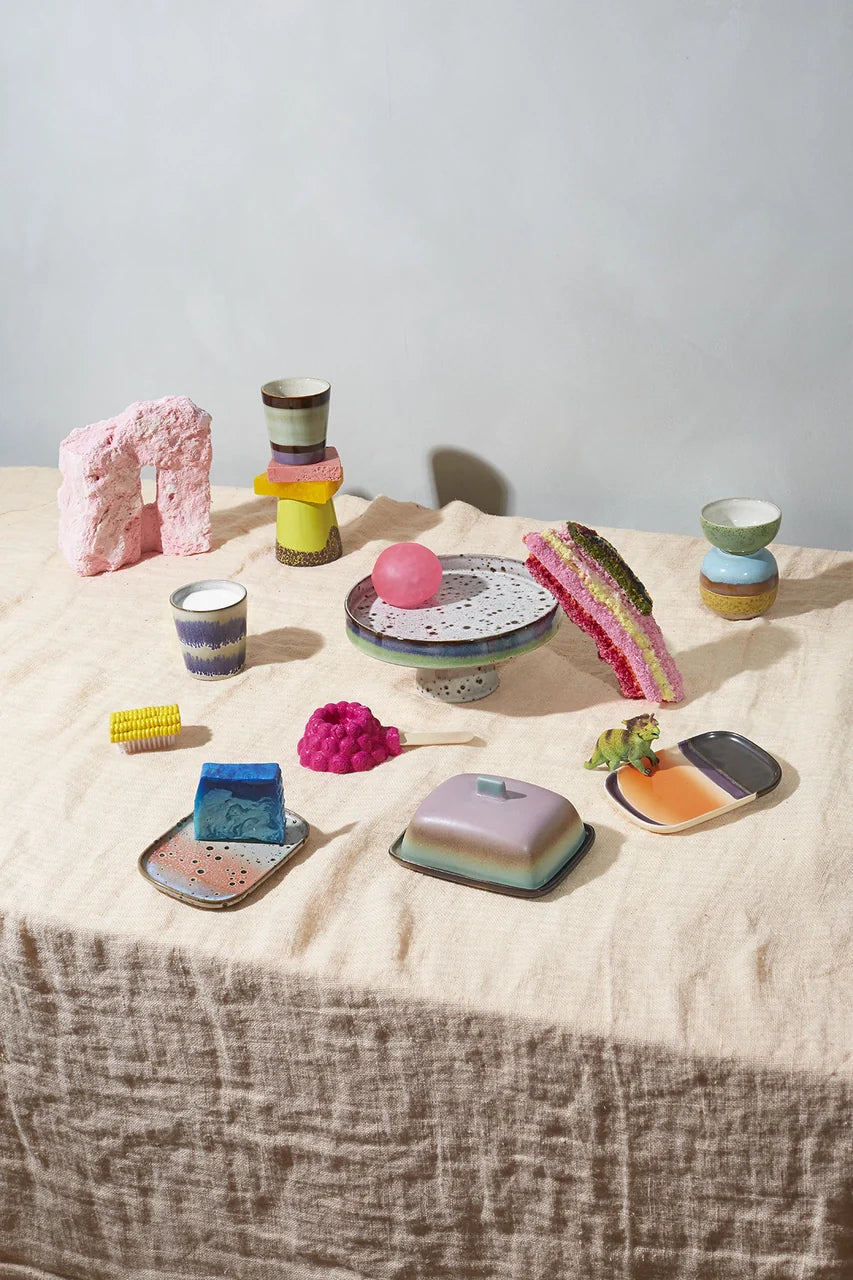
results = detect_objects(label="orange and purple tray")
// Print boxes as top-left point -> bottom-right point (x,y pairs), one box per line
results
605,731 -> 781,833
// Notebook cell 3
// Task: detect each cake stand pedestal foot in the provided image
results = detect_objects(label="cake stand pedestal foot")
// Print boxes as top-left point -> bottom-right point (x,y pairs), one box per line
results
415,665 -> 499,703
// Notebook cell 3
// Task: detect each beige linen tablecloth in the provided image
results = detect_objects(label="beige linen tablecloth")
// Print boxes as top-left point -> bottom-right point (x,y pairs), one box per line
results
0,467 -> 851,1280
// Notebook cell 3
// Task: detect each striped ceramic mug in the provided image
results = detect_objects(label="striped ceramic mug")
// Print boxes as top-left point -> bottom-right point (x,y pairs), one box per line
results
170,580 -> 247,679
261,377 -> 330,467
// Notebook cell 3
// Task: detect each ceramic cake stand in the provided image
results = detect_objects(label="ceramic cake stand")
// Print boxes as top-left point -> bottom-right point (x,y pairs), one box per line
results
344,554 -> 560,703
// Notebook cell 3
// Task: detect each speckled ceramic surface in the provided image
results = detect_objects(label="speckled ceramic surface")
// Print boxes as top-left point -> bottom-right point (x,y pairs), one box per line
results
414,665 -> 501,702
138,810 -> 309,908
700,498 -> 782,556
346,555 -> 559,665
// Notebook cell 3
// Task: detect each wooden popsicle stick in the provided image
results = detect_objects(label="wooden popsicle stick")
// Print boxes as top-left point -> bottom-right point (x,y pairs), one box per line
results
398,731 -> 475,747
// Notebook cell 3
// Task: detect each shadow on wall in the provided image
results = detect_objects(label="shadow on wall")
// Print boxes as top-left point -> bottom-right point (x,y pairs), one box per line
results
430,448 -> 511,517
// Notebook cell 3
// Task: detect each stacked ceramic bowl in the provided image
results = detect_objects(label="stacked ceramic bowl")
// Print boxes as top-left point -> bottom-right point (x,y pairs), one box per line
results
699,498 -> 782,619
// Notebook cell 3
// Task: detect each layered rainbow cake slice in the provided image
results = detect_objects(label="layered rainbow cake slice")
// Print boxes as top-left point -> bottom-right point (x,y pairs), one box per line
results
523,521 -> 684,703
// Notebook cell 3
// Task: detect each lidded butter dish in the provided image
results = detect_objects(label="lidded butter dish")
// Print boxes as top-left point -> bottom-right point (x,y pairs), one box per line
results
390,774 -> 595,897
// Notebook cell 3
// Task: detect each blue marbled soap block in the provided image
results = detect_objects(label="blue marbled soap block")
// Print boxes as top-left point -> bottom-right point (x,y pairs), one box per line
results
194,763 -> 285,844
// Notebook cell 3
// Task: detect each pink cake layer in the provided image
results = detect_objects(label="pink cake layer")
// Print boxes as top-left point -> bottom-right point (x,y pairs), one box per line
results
266,447 -> 342,485
560,527 -> 684,701
525,531 -> 658,698
524,530 -> 683,703
525,554 -> 643,698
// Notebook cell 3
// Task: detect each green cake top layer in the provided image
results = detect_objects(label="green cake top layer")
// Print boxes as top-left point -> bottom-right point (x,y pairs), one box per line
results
566,521 -> 653,616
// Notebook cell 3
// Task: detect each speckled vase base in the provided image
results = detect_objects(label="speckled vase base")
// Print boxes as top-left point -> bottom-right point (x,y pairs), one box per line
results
415,664 -> 500,702
275,525 -> 342,567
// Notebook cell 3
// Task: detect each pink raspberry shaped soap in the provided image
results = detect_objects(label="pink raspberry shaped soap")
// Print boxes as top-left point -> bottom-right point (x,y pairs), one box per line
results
298,701 -> 402,774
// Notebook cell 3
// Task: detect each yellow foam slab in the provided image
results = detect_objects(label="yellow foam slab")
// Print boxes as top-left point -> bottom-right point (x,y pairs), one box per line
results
254,472 -> 343,503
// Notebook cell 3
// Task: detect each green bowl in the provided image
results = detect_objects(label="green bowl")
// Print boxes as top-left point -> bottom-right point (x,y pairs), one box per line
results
700,498 -> 782,555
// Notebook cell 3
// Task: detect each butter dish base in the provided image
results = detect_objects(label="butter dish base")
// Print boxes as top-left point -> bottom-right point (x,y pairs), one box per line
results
389,823 -> 595,898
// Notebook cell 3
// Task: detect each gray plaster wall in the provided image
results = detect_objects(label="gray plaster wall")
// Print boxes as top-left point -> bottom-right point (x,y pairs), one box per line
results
1,1 -> 851,549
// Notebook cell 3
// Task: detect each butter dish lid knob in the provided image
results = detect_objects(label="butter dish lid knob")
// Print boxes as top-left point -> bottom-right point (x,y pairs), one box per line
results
476,775 -> 508,799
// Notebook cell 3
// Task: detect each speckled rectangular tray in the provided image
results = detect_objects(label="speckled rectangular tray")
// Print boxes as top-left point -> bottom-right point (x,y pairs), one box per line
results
389,823 -> 595,898
138,810 -> 310,908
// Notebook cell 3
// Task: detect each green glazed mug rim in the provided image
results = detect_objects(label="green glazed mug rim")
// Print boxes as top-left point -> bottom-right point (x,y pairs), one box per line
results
261,377 -> 331,409
700,497 -> 782,530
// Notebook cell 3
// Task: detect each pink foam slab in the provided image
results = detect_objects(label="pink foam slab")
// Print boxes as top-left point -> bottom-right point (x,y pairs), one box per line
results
266,447 -> 342,485
58,396 -> 212,576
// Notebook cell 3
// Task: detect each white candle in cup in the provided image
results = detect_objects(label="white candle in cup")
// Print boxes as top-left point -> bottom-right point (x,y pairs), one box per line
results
180,585 -> 245,612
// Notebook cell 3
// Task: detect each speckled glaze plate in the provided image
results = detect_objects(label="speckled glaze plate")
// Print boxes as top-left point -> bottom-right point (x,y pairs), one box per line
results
345,555 -> 559,669
138,810 -> 310,908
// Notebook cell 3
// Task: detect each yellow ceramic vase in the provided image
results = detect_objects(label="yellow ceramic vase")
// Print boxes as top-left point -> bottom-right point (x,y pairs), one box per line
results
274,497 -> 342,567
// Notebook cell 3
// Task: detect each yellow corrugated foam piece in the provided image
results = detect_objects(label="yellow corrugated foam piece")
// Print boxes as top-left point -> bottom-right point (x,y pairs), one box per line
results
109,704 -> 182,743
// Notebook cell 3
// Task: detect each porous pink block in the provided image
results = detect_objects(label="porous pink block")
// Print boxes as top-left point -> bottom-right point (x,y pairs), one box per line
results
58,396 -> 212,576
266,446 -> 342,485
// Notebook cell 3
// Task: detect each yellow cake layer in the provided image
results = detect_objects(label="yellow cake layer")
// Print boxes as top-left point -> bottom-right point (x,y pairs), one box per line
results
541,530 -> 676,701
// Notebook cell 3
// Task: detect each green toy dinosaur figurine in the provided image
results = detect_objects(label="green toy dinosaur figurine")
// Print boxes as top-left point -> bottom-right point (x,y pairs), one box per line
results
584,713 -> 661,775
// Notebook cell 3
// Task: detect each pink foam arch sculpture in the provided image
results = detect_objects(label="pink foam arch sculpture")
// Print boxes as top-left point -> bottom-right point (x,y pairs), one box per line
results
58,396 -> 213,576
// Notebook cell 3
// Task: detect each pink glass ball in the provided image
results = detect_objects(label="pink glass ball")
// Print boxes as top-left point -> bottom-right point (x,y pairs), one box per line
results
372,543 -> 443,609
